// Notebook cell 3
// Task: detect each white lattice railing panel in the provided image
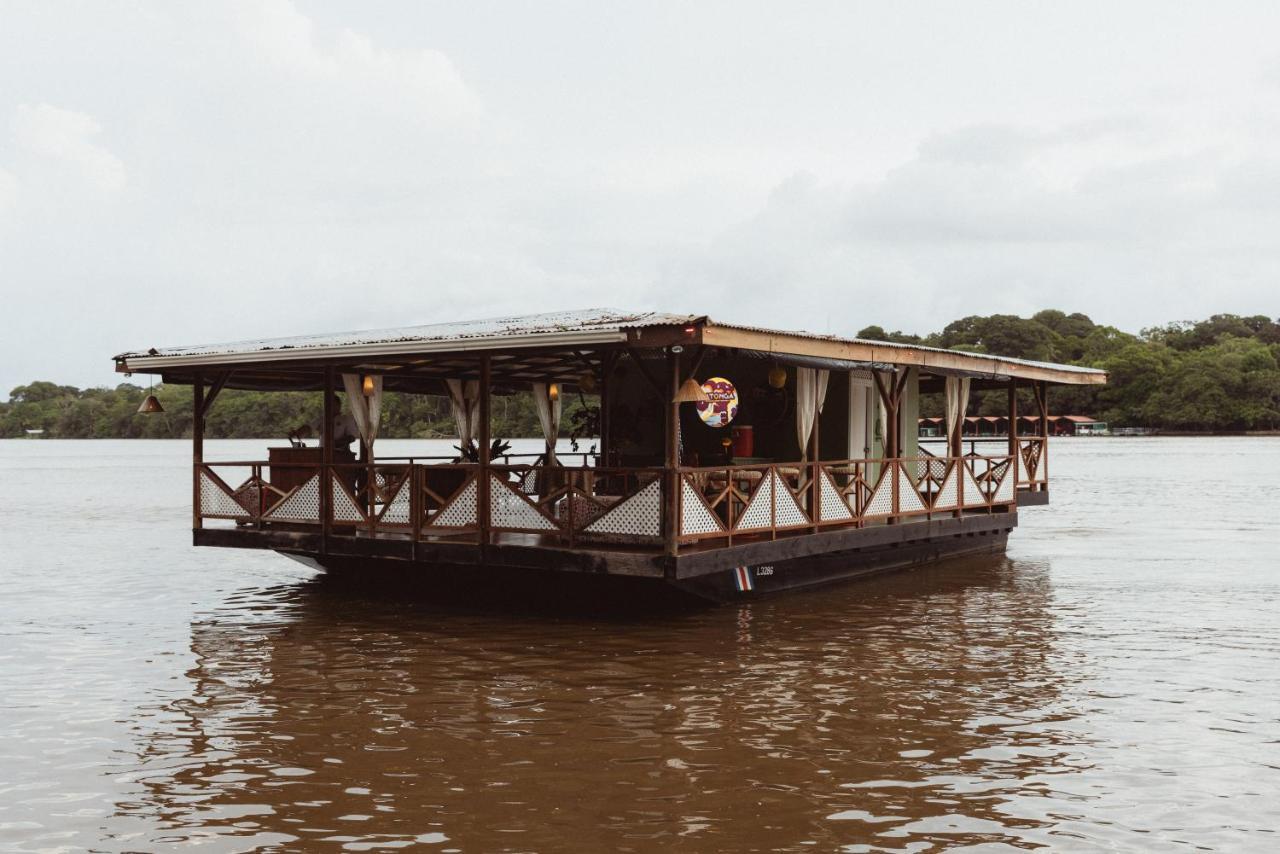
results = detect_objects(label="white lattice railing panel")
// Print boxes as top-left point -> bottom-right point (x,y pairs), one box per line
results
680,478 -> 724,536
933,468 -> 959,510
428,477 -> 478,528
583,479 -> 662,538
992,466 -> 1015,504
772,472 -> 809,527
734,474 -> 775,531
331,475 -> 367,524
263,474 -> 320,522
897,465 -> 928,514
733,471 -> 809,531
199,470 -> 250,518
818,470 -> 854,522
378,478 -> 412,526
962,464 -> 988,508
490,474 -> 558,531
927,456 -> 949,481
863,469 -> 895,517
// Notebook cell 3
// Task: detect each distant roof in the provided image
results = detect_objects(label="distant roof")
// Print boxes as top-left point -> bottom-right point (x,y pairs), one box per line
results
919,414 -> 1103,423
115,307 -> 1107,386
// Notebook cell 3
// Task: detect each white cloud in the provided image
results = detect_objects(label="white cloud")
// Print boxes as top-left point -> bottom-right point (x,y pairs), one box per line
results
11,103 -> 126,192
651,115 -> 1280,337
3,1 -> 1280,394
232,0 -> 483,121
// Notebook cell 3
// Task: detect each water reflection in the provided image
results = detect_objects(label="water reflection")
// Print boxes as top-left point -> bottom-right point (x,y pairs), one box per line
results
114,556 -> 1087,851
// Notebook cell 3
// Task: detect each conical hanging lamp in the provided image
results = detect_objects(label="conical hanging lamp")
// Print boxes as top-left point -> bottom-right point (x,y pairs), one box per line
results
674,377 -> 710,404
137,375 -> 164,414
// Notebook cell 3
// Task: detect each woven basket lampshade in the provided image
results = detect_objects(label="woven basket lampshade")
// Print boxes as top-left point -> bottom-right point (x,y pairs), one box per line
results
674,378 -> 710,404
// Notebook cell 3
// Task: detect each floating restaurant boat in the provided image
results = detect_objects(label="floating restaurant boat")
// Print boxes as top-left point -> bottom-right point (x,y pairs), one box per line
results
114,309 -> 1105,603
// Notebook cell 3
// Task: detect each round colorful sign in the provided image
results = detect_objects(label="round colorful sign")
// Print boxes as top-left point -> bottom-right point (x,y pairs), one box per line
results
696,377 -> 739,427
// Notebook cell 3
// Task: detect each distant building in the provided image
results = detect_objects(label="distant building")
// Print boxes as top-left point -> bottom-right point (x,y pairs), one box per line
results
1112,426 -> 1157,436
918,415 -> 1108,437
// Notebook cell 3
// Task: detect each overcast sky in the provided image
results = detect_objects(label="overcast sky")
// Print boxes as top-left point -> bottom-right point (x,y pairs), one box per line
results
3,1 -> 1280,395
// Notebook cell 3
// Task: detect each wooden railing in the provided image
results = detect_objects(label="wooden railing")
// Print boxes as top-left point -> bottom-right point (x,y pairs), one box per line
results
673,455 -> 1016,547
1016,437 -> 1047,489
195,451 -> 1022,554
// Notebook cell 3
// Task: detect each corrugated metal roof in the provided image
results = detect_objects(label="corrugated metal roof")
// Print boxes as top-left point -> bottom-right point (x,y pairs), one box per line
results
115,306 -> 1106,382
115,309 -> 700,361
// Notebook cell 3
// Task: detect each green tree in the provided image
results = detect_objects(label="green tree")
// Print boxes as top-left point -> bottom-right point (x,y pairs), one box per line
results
856,325 -> 922,344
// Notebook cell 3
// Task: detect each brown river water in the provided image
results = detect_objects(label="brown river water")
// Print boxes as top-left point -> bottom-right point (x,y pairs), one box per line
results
1,437 -> 1278,852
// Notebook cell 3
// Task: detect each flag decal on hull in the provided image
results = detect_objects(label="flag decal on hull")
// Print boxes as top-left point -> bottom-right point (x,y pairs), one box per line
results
734,565 -> 754,593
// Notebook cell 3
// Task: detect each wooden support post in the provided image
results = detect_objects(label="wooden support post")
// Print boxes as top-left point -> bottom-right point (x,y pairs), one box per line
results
1008,379 -> 1019,487
192,372 -> 204,532
809,403 -> 821,532
892,369 -> 910,462
948,379 -> 964,459
599,352 -> 616,467
478,355 -> 492,549
664,350 -> 681,560
203,371 -> 231,416
255,463 -> 265,525
1038,381 -> 1050,490
364,436 -> 375,535
322,367 -> 334,554
410,463 -> 422,561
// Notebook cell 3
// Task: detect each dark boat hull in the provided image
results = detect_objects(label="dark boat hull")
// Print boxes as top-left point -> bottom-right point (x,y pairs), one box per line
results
671,528 -> 1009,603
280,522 -> 1011,606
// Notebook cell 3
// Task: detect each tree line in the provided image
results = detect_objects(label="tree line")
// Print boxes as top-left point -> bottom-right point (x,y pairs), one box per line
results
858,310 -> 1280,431
4,310 -> 1279,438
0,381 -> 599,441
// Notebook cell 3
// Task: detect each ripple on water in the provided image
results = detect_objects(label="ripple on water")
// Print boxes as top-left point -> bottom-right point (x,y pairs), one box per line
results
1,438 -> 1279,851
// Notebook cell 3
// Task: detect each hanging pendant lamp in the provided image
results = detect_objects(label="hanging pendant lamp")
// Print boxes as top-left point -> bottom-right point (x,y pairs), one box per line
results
137,375 -> 164,414
674,377 -> 710,404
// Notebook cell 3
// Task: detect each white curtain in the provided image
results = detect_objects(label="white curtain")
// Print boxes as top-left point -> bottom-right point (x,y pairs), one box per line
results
795,368 -> 831,460
445,378 -> 481,446
876,371 -> 890,453
341,373 -> 383,452
530,382 -> 562,465
944,376 -> 971,454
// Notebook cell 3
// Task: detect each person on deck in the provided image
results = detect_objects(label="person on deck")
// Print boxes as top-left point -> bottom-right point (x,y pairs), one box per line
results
306,394 -> 360,451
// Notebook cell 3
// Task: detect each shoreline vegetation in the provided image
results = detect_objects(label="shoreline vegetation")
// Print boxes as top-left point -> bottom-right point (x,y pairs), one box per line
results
4,310 -> 1279,439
